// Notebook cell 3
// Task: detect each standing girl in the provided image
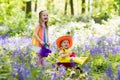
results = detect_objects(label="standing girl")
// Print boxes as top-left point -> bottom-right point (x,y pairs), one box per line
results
32,10 -> 51,66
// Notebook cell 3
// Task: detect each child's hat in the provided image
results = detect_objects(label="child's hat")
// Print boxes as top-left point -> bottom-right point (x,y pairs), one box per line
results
56,35 -> 73,48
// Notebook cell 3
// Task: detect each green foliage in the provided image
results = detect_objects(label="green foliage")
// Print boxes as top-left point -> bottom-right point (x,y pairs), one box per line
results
90,55 -> 108,73
76,13 -> 92,22
92,12 -> 110,24
0,0 -> 119,36
49,14 -> 77,26
0,1 -> 31,36
45,51 -> 59,64
108,54 -> 120,62
0,47 -> 12,79
87,53 -> 120,78
49,13 -> 92,26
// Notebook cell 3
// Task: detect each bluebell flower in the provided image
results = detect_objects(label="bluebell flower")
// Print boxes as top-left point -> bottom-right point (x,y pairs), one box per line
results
30,64 -> 33,70
0,38 -> 5,46
0,34 -> 9,39
85,44 -> 90,50
118,65 -> 120,77
84,64 -> 90,72
59,65 -> 66,78
23,69 -> 30,78
12,48 -> 21,55
51,73 -> 57,80
16,62 -> 30,80
50,69 -> 59,80
28,56 -> 32,63
118,38 -> 120,46
88,77 -> 93,80
115,65 -> 120,80
110,46 -> 120,54
82,44 -> 90,52
51,64 -> 56,69
106,38 -> 113,45
17,66 -> 24,80
90,46 -> 102,56
102,45 -> 106,51
105,66 -> 113,79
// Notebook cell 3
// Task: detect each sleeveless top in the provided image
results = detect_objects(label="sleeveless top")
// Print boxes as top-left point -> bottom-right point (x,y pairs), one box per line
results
32,25 -> 48,47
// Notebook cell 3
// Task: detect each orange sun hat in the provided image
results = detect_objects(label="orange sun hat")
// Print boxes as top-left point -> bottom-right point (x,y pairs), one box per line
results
56,35 -> 73,48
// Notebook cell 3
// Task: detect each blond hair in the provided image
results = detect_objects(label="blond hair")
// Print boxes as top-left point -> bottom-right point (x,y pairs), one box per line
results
39,10 -> 48,29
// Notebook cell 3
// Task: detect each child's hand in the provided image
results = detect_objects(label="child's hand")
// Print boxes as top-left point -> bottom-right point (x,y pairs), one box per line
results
45,43 -> 51,47
40,41 -> 45,46
48,43 -> 51,47
61,54 -> 65,58
70,52 -> 76,57
61,54 -> 70,58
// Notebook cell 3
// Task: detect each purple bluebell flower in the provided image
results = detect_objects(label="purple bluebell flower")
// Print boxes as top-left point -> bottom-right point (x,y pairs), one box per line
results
115,65 -> 120,80
0,34 -> 9,39
106,38 -> 113,45
110,46 -> 120,54
38,73 -> 42,80
28,56 -> 32,63
118,38 -> 120,46
117,65 -> 120,78
49,67 -> 58,80
90,46 -> 102,56
0,38 -> 5,46
102,45 -> 106,50
23,69 -> 30,78
84,64 -> 90,72
85,44 -> 90,50
88,77 -> 93,80
82,44 -> 90,52
105,66 -> 113,79
51,73 -> 57,80
115,77 -> 120,80
30,64 -> 33,70
16,62 -> 30,80
17,66 -> 24,80
12,48 -> 21,55
59,65 -> 66,78
51,64 -> 56,69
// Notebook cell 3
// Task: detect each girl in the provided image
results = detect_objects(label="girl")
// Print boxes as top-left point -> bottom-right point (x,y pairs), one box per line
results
32,10 -> 51,66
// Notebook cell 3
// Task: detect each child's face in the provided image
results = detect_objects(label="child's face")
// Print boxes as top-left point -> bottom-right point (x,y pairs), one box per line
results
41,11 -> 48,22
61,40 -> 69,49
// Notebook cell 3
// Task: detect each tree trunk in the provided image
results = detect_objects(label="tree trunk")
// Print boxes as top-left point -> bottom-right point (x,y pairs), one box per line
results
64,0 -> 68,15
82,0 -> 85,13
22,1 -> 25,11
119,5 -> 120,16
100,0 -> 102,12
88,0 -> 92,13
70,0 -> 74,15
35,0 -> 37,12
26,1 -> 32,18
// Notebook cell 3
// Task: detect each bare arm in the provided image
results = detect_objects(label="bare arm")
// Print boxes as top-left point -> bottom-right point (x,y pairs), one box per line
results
59,51 -> 70,58
61,54 -> 70,58
33,25 -> 44,46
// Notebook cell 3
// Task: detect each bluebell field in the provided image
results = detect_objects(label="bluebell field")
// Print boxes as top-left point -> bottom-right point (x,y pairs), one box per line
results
0,17 -> 120,80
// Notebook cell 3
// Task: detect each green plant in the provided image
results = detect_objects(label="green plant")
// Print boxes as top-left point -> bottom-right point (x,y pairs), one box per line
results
90,55 -> 108,73
92,12 -> 109,24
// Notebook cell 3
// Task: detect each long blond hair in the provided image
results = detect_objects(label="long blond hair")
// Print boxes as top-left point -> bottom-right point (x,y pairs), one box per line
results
39,10 -> 48,29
